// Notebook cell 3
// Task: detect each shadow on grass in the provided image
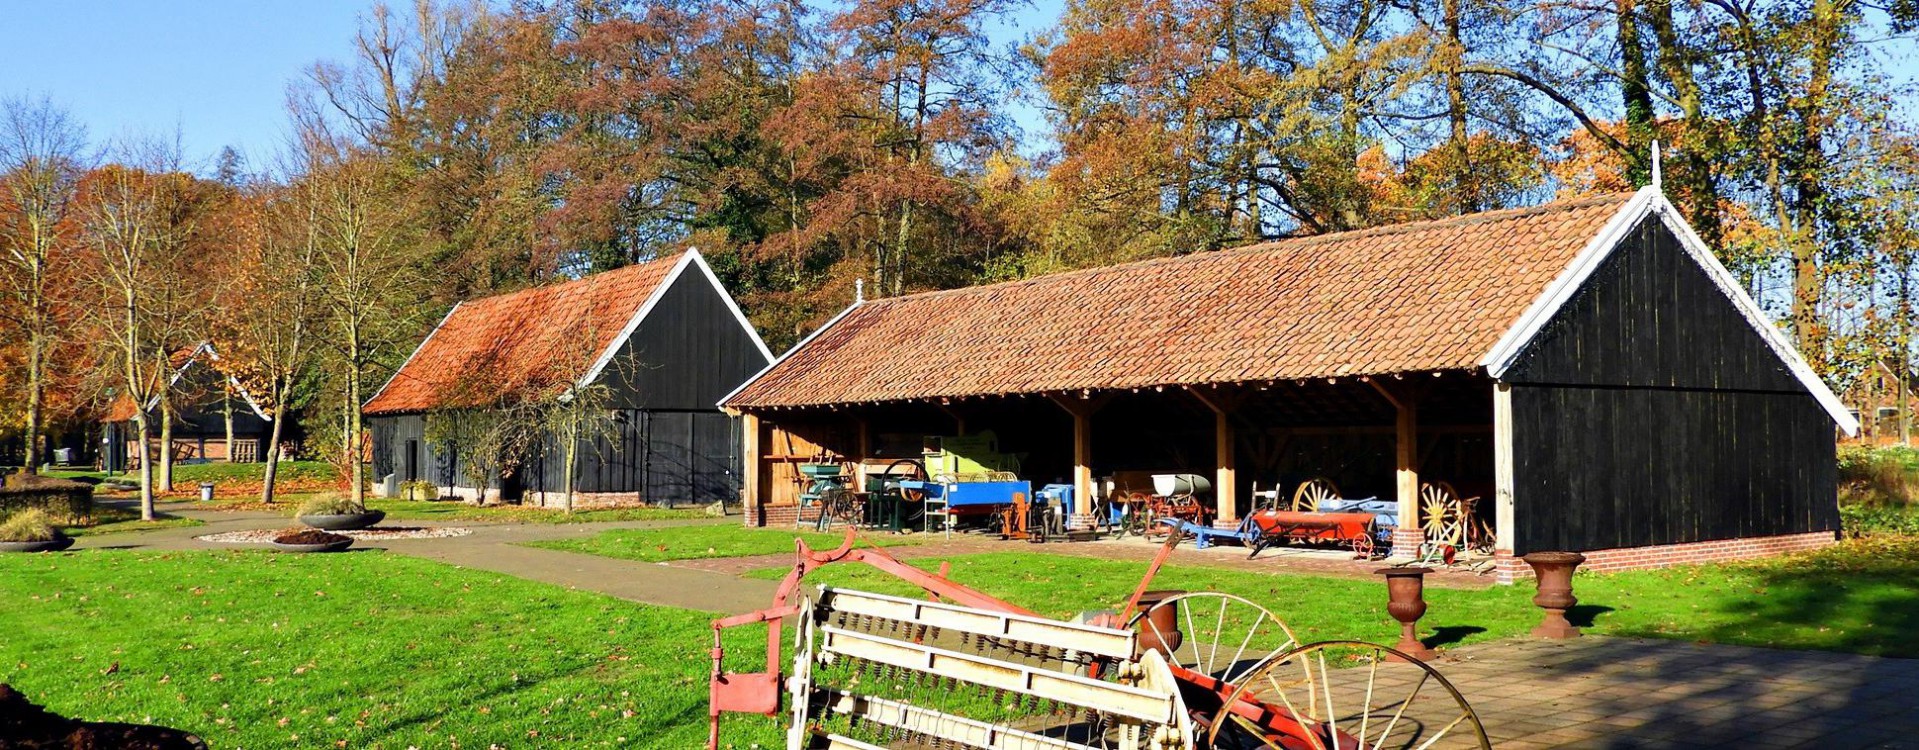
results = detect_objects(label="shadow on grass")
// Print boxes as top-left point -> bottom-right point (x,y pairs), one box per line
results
1566,603 -> 1612,628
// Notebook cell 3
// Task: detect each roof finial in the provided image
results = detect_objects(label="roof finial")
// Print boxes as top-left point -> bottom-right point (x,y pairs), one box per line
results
855,278 -> 865,304
1651,140 -> 1663,191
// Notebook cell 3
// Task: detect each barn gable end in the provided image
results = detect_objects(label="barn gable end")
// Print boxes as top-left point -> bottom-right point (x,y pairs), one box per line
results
1500,215 -> 1803,392
1496,211 -> 1840,555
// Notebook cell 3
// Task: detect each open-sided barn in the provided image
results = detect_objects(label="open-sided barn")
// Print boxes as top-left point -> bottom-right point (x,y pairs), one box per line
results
721,188 -> 1856,582
365,249 -> 772,508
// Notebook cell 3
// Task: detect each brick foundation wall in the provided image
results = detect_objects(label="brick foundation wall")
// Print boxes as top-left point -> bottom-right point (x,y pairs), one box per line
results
523,491 -> 653,510
1492,530 -> 1839,584
748,502 -> 802,528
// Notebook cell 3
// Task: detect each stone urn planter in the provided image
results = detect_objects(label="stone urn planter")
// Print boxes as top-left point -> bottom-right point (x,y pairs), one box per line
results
270,529 -> 354,553
1523,551 -> 1587,639
0,537 -> 74,553
1133,590 -> 1187,658
297,509 -> 385,531
1377,567 -> 1438,661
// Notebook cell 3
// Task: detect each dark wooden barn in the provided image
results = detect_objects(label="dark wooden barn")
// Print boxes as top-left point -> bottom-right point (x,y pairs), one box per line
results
721,188 -> 1856,582
102,342 -> 276,472
365,249 -> 772,508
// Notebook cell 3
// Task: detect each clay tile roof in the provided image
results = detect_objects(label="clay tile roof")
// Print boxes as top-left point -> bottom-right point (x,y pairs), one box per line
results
363,253 -> 683,416
725,193 -> 1637,409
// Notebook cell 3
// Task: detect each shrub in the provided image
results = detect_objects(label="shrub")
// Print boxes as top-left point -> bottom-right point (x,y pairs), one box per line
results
296,494 -> 362,516
0,475 -> 93,520
1837,445 -> 1919,506
1841,504 -> 1919,537
400,480 -> 440,501
0,509 -> 62,543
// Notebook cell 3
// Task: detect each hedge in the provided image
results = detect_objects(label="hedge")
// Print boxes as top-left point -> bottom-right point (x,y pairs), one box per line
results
0,473 -> 95,520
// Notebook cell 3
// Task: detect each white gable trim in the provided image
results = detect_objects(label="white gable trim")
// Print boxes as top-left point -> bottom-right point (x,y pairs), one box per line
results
718,297 -> 866,411
194,343 -> 273,421
687,249 -> 776,364
574,249 -> 697,390
365,302 -> 462,411
1480,187 -> 1858,435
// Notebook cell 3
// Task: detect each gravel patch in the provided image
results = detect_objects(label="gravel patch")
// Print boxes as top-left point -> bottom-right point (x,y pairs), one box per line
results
196,527 -> 474,544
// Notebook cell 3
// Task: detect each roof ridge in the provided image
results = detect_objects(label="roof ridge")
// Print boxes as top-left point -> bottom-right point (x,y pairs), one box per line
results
863,192 -> 1637,308
458,251 -> 683,310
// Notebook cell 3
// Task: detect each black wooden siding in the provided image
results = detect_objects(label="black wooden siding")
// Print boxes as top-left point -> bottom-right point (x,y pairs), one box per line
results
1509,386 -> 1836,553
604,267 -> 769,411
1503,214 -> 1838,554
367,265 -> 767,504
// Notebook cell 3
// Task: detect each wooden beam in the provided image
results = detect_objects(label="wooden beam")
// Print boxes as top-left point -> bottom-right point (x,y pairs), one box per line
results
1493,383 -> 1515,554
1388,382 -> 1422,550
742,413 -> 762,521
855,417 -> 871,462
1048,394 -> 1110,522
1186,386 -> 1245,524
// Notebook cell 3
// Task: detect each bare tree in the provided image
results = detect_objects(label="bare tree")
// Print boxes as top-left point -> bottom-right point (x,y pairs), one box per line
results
301,145 -> 414,508
78,143 -> 203,520
215,174 -> 320,503
0,96 -> 87,473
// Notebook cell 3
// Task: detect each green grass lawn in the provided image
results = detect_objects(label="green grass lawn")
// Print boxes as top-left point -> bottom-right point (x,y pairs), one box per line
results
746,535 -> 1919,658
526,525 -> 922,562
0,550 -> 784,748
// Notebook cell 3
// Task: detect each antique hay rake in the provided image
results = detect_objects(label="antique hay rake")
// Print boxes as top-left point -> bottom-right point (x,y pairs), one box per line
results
708,531 -> 1491,750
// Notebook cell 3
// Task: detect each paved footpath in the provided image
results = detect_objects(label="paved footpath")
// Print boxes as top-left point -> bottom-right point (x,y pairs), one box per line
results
78,501 -> 778,614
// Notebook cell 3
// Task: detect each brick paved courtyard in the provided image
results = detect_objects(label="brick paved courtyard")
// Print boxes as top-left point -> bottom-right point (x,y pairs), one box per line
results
1430,636 -> 1919,749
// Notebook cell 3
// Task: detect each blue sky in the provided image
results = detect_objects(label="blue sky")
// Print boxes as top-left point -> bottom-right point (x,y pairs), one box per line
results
2,1 -> 1911,174
0,1 -> 366,171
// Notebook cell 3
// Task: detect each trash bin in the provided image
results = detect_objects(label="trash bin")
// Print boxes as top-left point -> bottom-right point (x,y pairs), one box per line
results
199,482 -> 215,502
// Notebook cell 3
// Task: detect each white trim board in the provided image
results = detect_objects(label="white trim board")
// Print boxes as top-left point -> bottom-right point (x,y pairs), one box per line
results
717,297 -> 866,411
1479,187 -> 1858,435
687,249 -> 776,363
574,249 -> 697,391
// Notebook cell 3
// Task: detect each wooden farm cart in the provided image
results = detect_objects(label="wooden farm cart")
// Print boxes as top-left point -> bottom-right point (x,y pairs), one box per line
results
707,531 -> 1492,750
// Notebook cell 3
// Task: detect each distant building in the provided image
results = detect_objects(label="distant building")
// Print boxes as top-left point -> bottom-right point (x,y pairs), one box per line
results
101,342 -> 275,472
1842,359 -> 1918,444
363,249 -> 772,508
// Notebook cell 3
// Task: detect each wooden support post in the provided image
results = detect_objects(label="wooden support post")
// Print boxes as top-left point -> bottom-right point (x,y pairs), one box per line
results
742,413 -> 763,526
1371,381 -> 1424,553
1187,386 -> 1244,526
1050,393 -> 1111,529
855,417 -> 871,462
1493,383 -> 1515,556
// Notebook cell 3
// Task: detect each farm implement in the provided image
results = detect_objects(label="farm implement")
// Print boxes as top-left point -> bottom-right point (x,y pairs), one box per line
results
708,531 -> 1491,750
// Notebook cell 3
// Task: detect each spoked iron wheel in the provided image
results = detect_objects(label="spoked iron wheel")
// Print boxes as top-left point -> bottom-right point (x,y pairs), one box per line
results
1209,640 -> 1491,750
1126,593 -> 1299,686
1292,478 -> 1340,513
880,458 -> 928,502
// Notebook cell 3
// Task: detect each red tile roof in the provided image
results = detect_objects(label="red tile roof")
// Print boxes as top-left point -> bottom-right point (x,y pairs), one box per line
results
725,193 -> 1637,409
363,255 -> 682,415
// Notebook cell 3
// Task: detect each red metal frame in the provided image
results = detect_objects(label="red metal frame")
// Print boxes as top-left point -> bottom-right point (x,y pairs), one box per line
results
705,529 -> 1331,750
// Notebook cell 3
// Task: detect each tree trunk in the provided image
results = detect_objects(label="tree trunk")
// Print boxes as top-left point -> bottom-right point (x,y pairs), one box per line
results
1443,0 -> 1472,213
563,417 -> 579,515
348,329 -> 366,509
261,395 -> 287,504
159,397 -> 175,492
223,389 -> 236,462
1617,0 -> 1655,187
23,331 -> 43,474
133,415 -> 155,521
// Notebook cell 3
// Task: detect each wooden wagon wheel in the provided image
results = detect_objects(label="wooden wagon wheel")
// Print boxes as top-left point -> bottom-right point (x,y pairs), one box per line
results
1209,640 -> 1491,750
1291,478 -> 1340,513
1419,481 -> 1464,547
